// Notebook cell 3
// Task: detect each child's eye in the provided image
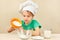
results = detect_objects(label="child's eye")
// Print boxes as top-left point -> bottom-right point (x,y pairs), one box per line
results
23,15 -> 26,17
27,16 -> 30,17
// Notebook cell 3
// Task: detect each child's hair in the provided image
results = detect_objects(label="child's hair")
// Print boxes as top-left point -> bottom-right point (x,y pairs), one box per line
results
26,10 -> 34,16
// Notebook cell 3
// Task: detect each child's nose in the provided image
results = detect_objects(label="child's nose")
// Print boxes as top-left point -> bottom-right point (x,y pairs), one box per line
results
25,17 -> 28,19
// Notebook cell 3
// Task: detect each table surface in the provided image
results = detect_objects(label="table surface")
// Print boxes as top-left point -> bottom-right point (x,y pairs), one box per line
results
0,33 -> 60,40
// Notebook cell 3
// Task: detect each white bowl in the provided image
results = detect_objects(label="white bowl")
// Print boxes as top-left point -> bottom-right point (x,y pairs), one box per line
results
19,34 -> 29,40
31,36 -> 44,40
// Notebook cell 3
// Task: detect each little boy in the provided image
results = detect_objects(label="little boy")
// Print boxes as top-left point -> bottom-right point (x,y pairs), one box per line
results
8,0 -> 42,36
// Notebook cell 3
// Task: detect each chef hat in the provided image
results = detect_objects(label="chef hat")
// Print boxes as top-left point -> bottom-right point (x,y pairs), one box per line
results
19,0 -> 39,15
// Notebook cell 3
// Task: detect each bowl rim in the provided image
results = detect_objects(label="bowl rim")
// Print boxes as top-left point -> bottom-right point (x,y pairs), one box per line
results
31,36 -> 44,39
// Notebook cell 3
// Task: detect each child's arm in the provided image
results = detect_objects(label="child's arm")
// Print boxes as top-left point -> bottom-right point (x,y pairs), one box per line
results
8,26 -> 23,33
32,27 -> 41,36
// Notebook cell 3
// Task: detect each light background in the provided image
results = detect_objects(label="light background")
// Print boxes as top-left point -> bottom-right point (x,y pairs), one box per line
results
0,0 -> 60,33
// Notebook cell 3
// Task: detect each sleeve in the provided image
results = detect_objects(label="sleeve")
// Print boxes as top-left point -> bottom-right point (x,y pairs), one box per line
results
33,20 -> 42,30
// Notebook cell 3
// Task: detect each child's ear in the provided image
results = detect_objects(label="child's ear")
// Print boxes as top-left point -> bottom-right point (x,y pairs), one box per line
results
33,15 -> 34,17
32,15 -> 34,18
31,13 -> 34,17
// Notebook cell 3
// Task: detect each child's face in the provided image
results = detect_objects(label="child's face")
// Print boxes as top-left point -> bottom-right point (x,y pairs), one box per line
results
22,10 -> 34,24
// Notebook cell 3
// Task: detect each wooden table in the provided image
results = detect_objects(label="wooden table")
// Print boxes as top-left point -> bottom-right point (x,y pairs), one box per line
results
0,33 -> 60,40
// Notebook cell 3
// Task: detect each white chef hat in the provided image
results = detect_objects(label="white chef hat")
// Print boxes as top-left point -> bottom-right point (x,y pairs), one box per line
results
19,0 -> 39,15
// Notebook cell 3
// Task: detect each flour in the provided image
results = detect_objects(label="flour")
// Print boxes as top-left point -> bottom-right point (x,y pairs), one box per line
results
13,21 -> 21,26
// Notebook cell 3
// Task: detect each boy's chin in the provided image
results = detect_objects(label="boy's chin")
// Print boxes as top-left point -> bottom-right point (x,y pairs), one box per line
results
25,22 -> 28,24
25,21 -> 29,24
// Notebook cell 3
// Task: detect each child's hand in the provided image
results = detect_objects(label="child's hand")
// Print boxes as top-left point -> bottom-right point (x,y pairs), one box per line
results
8,27 -> 15,33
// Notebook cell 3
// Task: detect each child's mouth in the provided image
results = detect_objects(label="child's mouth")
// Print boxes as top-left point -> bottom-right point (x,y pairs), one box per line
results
25,20 -> 28,22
